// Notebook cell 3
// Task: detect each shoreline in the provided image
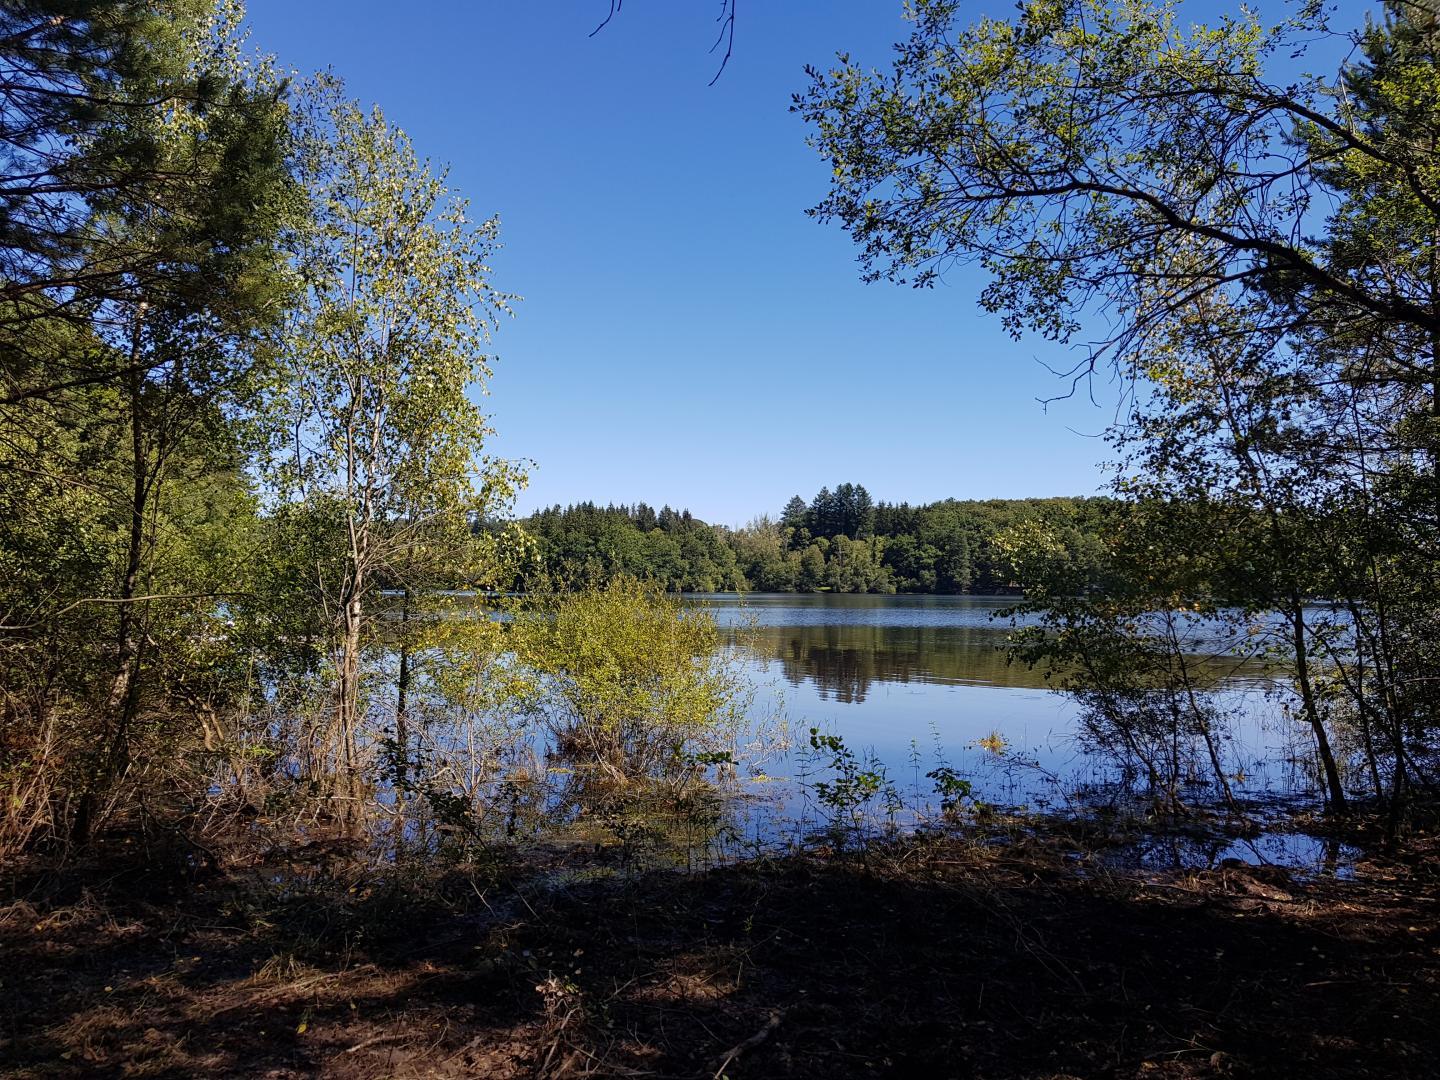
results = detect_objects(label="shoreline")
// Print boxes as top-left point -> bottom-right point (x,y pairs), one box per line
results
5,809 -> 1435,1078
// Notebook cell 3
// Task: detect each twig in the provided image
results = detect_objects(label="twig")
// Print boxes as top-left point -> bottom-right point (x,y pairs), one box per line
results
589,0 -> 621,38
345,1031 -> 414,1054
708,0 -> 736,86
709,1010 -> 782,1079
211,963 -> 379,1015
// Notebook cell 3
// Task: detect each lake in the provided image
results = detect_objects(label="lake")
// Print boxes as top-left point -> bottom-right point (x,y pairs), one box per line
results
686,593 -> 1320,830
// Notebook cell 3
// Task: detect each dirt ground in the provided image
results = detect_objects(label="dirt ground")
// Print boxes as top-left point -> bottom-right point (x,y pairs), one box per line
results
2,826 -> 1437,1079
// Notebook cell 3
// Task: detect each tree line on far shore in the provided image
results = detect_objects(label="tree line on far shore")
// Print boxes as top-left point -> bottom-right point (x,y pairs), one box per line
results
514,488 -> 1113,595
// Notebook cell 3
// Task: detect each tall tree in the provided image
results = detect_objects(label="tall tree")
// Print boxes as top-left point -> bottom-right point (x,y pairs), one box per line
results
798,0 -> 1440,811
0,0 -> 293,405
0,0 -> 296,842
780,494 -> 808,531
78,5 -> 293,837
809,486 -> 836,538
268,80 -> 522,815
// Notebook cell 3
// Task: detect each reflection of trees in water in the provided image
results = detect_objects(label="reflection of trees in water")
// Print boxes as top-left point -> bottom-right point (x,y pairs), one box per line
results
781,640 -> 877,703
752,625 -> 1043,702
737,624 -> 1270,702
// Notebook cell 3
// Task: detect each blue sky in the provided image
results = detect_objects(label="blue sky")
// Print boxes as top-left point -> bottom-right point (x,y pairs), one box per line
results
241,1 -> 1281,526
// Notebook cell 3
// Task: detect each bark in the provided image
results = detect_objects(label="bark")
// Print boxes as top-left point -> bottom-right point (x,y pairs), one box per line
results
336,578 -> 363,812
73,302 -> 149,843
1289,599 -> 1348,812
392,589 -> 412,850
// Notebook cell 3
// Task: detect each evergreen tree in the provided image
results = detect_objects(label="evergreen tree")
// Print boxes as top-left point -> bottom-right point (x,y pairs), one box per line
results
781,495 -> 808,530
1,1 -> 297,842
809,486 -> 836,538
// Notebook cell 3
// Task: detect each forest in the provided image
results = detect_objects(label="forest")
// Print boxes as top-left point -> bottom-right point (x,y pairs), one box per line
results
518,489 -> 1113,594
3,1 -> 1440,1077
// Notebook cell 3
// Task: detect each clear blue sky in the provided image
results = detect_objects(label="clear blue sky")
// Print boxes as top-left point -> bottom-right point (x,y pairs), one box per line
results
242,1 -> 1240,526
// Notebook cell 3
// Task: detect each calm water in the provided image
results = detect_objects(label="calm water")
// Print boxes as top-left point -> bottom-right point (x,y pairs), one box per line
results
441,592 -> 1346,870
687,594 -> 1319,824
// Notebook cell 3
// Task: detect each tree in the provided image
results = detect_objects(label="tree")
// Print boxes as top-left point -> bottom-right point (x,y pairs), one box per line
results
796,0 -> 1440,401
0,1 -> 296,843
732,516 -> 797,592
781,495 -> 808,531
849,483 -> 875,539
513,577 -> 747,783
798,541 -> 827,591
882,534 -> 938,592
917,505 -> 973,593
798,0 -> 1440,812
80,8 -> 294,838
0,0 -> 294,406
828,481 -> 875,539
266,81 -> 523,816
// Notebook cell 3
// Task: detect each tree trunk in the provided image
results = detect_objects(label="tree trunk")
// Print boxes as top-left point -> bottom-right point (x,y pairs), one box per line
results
335,572 -> 364,822
392,589 -> 412,850
73,303 -> 149,843
1289,599 -> 1347,812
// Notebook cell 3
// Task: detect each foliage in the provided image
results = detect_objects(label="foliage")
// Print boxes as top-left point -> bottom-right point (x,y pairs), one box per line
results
511,577 -> 750,784
0,0 -> 295,406
0,4 -> 539,853
0,0 -> 296,846
796,0 -> 1437,370
259,76 -> 526,813
927,765 -> 985,820
518,492 -> 1114,595
802,728 -> 903,844
802,0 -> 1440,822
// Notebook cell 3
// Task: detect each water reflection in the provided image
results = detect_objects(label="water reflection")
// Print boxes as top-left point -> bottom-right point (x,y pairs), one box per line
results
426,594 -> 1335,873
758,624 -> 1045,702
693,593 -> 1042,704
1105,829 -> 1358,878
691,594 -> 1273,703
685,594 -> 1300,810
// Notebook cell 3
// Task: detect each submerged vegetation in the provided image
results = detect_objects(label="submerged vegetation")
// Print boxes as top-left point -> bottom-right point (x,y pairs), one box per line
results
4,0 -> 1440,1075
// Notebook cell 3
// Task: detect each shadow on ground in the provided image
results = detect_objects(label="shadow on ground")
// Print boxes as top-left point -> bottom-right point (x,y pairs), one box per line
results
2,833 -> 1436,1078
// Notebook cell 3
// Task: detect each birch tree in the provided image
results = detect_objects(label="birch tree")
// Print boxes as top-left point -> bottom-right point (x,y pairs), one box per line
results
271,82 -> 524,816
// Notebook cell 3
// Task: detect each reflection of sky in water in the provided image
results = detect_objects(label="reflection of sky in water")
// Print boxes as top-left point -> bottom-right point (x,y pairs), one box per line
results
693,592 -> 1033,630
689,594 -> 1336,869
1109,830 -> 1360,878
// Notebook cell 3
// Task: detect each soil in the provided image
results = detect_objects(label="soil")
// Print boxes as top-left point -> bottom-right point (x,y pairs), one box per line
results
2,824 -> 1437,1078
